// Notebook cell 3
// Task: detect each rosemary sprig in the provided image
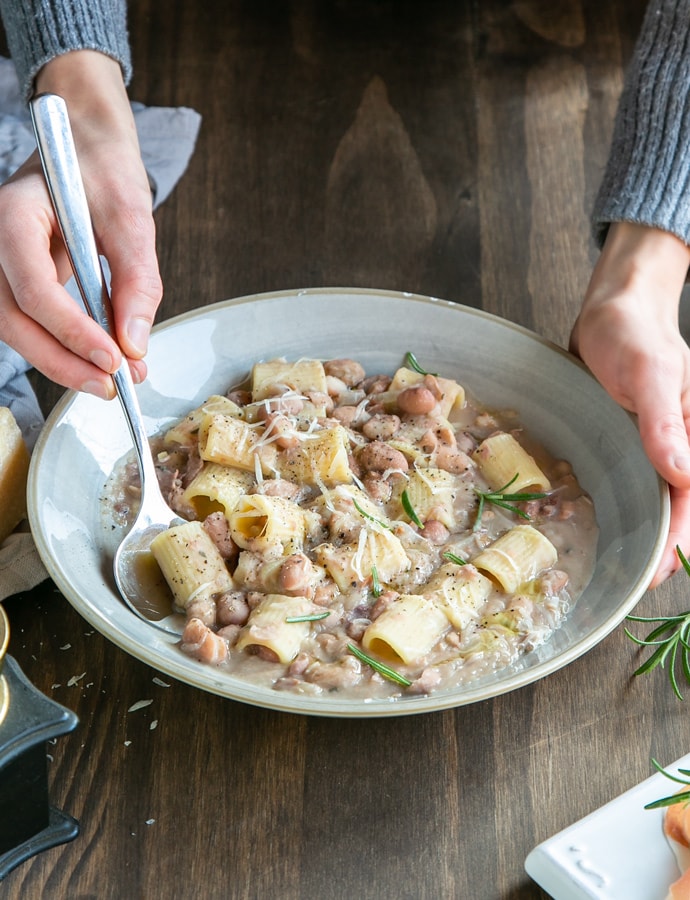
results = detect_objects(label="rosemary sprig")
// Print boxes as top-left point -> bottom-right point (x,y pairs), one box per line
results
645,758 -> 690,810
624,545 -> 690,700
401,488 -> 424,528
371,565 -> 382,598
285,611 -> 330,624
442,551 -> 467,566
404,351 -> 438,377
352,498 -> 391,530
473,473 -> 547,530
347,642 -> 412,687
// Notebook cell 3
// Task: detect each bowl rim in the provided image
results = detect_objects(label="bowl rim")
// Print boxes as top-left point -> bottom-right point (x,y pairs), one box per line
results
27,286 -> 671,717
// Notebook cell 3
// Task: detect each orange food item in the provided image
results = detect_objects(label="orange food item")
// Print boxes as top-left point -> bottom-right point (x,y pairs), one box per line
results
669,864 -> 690,900
665,796 -> 690,849
666,792 -> 690,898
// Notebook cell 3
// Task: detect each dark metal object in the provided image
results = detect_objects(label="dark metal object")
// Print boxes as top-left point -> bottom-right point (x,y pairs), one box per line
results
0,606 -> 79,880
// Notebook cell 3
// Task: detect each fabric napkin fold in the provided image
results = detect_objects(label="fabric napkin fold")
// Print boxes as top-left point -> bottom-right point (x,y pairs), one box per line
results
0,56 -> 202,602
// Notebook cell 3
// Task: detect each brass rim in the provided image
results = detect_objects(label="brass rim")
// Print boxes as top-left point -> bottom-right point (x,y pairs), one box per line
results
0,605 -> 8,725
0,604 -> 7,668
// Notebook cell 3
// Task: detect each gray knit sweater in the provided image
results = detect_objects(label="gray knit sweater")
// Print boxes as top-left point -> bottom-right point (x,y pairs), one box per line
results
593,0 -> 690,246
0,0 -> 131,99
1,0 -> 690,248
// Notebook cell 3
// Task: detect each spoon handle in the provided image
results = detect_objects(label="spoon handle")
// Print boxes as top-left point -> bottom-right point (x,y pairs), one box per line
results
29,92 -> 158,488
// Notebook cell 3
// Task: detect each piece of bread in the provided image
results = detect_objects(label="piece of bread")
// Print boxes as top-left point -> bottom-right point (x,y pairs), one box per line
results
0,407 -> 29,544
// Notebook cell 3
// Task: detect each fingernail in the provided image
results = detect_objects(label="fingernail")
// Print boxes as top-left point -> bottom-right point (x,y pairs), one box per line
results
81,379 -> 112,400
674,454 -> 690,473
127,317 -> 149,356
90,348 -> 114,372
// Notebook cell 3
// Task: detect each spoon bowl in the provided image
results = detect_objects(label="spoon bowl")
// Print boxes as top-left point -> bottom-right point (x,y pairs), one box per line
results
30,93 -> 185,636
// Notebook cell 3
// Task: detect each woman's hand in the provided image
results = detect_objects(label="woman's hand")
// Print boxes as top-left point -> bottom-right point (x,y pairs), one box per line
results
571,221 -> 690,586
0,50 -> 162,399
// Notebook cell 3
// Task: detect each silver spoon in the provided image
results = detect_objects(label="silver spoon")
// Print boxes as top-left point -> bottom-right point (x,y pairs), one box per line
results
30,93 -> 185,636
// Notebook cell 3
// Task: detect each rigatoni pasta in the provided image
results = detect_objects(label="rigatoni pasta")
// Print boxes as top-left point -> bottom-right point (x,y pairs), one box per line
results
181,463 -> 255,520
150,520 -> 234,613
114,354 -> 598,701
473,432 -> 551,493
424,563 -> 493,631
362,595 -> 449,664
198,413 -> 278,474
278,424 -> 353,487
472,525 -> 558,593
229,493 -> 320,554
236,594 -> 320,663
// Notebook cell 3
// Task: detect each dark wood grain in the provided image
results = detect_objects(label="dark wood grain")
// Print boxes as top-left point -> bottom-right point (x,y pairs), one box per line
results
6,1 -> 685,898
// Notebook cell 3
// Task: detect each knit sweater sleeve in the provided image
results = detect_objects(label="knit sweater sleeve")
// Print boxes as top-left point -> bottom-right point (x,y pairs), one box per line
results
593,0 -> 690,247
0,0 -> 131,102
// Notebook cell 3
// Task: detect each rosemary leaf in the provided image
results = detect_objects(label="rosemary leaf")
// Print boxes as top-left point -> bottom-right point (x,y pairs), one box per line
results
624,545 -> 690,699
347,642 -> 412,687
371,565 -> 382,598
627,612 -> 688,624
442,551 -> 467,566
669,641 -> 683,701
352,498 -> 391,530
473,473 -> 548,529
401,488 -> 424,528
645,758 -> 690,809
645,791 -> 690,810
404,351 -> 437,377
683,643 -> 690,686
651,757 -> 690,784
631,642 -> 671,677
285,611 -> 330,623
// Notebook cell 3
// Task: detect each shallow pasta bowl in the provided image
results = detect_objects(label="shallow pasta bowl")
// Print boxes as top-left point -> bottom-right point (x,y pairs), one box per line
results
27,288 -> 669,717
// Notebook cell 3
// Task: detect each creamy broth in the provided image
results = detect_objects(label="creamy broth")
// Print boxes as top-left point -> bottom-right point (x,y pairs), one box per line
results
106,356 -> 598,700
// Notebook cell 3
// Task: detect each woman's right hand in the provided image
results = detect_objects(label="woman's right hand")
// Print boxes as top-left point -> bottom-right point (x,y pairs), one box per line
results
0,50 -> 162,399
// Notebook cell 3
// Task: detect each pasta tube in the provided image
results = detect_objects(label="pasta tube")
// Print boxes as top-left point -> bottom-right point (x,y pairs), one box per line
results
181,463 -> 255,519
150,520 -> 234,613
362,594 -> 449,664
244,395 -> 328,425
236,593 -> 317,663
316,527 -> 410,591
395,467 -> 460,529
164,395 -> 243,447
472,525 -> 557,593
424,563 -> 493,631
251,358 -> 328,401
229,493 -> 318,553
279,424 -> 353,488
198,413 -> 278,475
473,432 -> 551,493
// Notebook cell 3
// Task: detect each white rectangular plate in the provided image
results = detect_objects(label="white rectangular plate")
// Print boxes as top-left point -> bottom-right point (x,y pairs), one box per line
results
525,753 -> 690,899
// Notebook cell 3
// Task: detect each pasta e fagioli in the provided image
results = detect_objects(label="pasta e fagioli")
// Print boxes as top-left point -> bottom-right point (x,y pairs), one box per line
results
108,354 -> 598,700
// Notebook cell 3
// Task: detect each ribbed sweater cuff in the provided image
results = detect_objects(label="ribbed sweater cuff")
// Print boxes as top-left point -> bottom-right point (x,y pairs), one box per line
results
0,0 -> 131,102
593,0 -> 690,247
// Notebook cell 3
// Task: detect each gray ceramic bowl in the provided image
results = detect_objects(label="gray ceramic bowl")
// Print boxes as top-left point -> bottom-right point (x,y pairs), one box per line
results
27,288 -> 669,717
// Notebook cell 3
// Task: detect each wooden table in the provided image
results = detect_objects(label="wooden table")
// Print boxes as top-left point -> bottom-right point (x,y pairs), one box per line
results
4,1 -> 688,897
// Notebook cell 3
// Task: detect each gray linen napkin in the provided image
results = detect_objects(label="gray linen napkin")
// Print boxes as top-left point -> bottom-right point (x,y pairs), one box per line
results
0,56 -> 202,601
